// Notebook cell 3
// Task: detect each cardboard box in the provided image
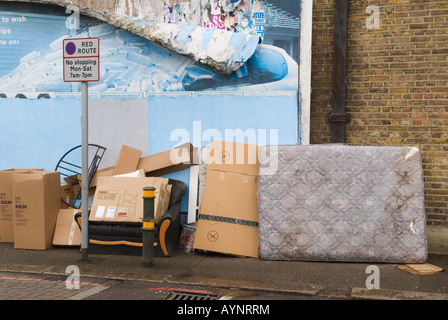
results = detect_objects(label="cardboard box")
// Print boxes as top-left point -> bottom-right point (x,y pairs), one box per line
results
53,208 -> 82,246
72,167 -> 143,198
60,183 -> 74,209
113,145 -> 142,176
113,169 -> 145,178
137,143 -> 197,176
0,169 -> 43,243
207,140 -> 259,175
194,171 -> 259,258
12,171 -> 61,250
193,140 -> 260,258
87,143 -> 196,188
71,145 -> 142,196
89,176 -> 170,224
63,174 -> 80,185
90,166 -> 115,187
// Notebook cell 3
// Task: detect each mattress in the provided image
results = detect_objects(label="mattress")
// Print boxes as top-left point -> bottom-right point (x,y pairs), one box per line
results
258,145 -> 428,263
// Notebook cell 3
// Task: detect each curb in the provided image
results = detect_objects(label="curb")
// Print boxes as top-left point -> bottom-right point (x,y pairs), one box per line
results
0,263 -> 323,298
4,264 -> 448,300
351,287 -> 448,300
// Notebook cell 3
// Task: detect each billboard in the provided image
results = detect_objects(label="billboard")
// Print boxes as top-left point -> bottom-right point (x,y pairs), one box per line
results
0,1 -> 307,214
0,1 -> 299,98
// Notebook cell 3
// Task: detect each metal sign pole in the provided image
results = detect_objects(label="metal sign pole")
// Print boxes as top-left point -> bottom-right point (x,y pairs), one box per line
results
81,81 -> 89,261
63,37 -> 99,262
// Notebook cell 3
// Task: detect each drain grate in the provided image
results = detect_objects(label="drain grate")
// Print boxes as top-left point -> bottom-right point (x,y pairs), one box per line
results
165,290 -> 219,300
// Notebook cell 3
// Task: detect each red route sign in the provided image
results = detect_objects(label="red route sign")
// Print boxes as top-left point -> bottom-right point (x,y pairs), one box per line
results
63,37 -> 100,82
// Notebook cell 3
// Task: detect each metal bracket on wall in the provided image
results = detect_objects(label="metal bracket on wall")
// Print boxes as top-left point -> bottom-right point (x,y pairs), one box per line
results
331,0 -> 349,144
328,112 -> 351,123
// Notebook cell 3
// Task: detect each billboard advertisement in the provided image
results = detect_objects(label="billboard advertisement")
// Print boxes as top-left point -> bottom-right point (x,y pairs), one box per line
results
0,1 -> 299,98
0,0 -> 305,214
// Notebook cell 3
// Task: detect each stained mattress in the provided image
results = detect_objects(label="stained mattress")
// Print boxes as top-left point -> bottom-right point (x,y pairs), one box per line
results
258,145 -> 428,263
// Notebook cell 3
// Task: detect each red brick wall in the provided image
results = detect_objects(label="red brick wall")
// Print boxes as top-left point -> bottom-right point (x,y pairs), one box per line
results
310,0 -> 448,227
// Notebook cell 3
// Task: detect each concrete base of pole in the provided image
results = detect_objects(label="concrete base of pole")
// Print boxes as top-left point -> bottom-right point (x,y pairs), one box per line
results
81,248 -> 88,262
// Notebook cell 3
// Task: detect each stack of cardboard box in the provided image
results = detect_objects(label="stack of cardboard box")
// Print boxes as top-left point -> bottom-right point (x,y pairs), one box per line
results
0,169 -> 61,250
193,140 -> 260,258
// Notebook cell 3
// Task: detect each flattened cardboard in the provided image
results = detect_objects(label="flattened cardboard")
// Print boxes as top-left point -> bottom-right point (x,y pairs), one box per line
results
193,141 -> 259,258
89,176 -> 170,224
398,263 -> 445,275
113,145 -> 142,176
137,143 -> 197,176
12,171 -> 61,250
206,140 -> 259,176
0,169 -> 43,243
53,208 -> 82,246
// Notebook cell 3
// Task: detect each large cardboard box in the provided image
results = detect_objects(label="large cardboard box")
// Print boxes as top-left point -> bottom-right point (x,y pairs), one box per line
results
112,144 -> 142,176
53,208 -> 82,246
89,176 -> 170,224
193,140 -> 260,258
12,171 -> 61,250
137,143 -> 197,176
0,169 -> 43,243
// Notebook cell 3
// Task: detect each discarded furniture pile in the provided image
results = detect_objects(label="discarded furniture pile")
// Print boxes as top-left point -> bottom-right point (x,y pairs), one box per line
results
0,143 -> 194,256
0,140 -> 429,264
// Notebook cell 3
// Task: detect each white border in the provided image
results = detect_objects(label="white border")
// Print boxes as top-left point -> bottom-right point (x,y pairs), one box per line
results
299,0 -> 313,145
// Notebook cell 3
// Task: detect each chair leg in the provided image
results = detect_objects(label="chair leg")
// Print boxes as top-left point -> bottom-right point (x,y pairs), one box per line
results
159,220 -> 171,256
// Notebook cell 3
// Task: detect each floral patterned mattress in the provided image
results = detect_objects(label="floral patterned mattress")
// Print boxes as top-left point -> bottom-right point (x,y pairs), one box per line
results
257,145 -> 428,263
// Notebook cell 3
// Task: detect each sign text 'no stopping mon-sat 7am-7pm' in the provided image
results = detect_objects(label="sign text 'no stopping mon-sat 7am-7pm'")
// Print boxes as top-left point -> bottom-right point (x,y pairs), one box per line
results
63,37 -> 100,82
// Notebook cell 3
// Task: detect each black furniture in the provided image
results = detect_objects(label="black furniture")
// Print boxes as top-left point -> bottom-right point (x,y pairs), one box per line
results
74,179 -> 187,257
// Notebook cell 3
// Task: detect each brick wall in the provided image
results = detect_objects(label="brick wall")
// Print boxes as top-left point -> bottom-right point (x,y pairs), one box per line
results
310,0 -> 334,144
310,0 -> 448,227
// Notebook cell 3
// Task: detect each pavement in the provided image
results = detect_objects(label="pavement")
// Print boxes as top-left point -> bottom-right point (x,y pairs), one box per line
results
0,242 -> 447,301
